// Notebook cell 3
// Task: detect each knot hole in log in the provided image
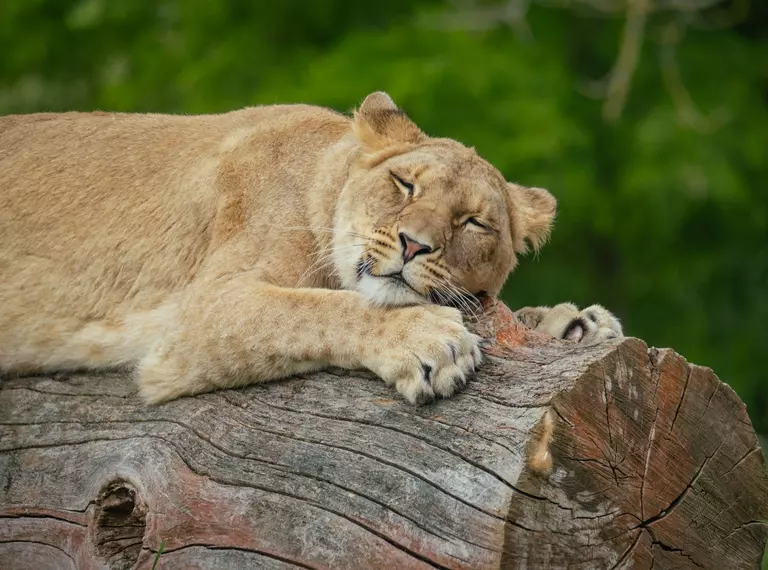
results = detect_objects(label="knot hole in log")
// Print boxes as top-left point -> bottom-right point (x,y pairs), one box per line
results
91,480 -> 146,570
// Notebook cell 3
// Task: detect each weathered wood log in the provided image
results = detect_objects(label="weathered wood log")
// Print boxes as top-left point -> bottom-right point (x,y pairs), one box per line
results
1,303 -> 766,569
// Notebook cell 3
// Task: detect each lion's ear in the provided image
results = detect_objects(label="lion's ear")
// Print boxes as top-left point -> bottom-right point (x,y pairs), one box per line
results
353,91 -> 423,151
508,183 -> 557,253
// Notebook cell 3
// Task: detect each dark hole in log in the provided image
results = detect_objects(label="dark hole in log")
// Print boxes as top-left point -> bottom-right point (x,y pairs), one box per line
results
91,480 -> 146,570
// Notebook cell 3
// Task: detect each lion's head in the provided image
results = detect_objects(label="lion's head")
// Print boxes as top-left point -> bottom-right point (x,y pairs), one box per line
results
332,92 -> 556,310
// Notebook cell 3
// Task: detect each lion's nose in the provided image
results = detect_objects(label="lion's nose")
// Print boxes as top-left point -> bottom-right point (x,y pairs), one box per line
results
399,232 -> 433,264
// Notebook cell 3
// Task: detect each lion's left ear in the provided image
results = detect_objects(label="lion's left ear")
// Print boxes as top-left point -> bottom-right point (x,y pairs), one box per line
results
353,91 -> 423,152
508,183 -> 557,253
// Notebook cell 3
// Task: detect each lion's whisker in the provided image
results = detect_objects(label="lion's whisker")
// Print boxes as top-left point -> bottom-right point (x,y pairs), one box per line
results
298,243 -> 367,286
434,277 -> 483,319
279,226 -> 370,241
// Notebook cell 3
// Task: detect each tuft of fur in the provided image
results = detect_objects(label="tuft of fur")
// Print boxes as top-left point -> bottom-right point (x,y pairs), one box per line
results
529,409 -> 555,475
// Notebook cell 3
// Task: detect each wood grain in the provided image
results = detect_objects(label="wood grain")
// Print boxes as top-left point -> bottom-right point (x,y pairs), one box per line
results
1,304 -> 766,569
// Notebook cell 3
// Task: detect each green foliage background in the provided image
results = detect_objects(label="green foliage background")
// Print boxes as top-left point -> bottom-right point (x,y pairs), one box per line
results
1,0 -> 766,431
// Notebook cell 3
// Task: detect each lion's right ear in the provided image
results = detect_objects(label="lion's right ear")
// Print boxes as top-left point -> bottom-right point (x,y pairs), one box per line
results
353,92 -> 423,152
508,183 -> 557,253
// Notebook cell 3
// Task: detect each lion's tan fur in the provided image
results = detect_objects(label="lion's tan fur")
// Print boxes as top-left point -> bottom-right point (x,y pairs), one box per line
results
0,92 -> 559,404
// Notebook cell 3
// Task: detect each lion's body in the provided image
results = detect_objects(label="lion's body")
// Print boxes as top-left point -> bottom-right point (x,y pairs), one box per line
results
1,106 -> 349,371
0,93 -> 620,404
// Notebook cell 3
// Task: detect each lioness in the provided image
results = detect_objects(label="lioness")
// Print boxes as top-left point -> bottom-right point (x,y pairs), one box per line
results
0,92 -> 621,404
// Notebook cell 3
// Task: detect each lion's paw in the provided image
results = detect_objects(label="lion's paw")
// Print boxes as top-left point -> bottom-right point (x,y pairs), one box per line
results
365,305 -> 483,404
516,303 -> 623,345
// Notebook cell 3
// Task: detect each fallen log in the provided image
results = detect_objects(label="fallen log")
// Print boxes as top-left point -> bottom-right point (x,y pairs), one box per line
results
0,302 -> 766,569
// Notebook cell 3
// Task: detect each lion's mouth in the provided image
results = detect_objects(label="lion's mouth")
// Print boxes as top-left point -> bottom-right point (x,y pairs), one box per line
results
355,256 -> 487,312
356,257 -> 418,290
378,271 -> 421,295
385,272 -> 407,285
356,257 -> 426,296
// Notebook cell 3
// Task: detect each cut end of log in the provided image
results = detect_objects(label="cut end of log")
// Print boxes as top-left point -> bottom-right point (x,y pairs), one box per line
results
504,338 -> 768,569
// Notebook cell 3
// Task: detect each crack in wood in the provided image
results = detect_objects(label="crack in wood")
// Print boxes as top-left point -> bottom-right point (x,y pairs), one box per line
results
153,414 -> 474,542
239,394 -> 537,503
717,519 -> 768,544
640,408 -> 659,521
1,435 -> 142,454
163,410 -> 510,522
607,530 -> 641,570
646,527 -> 705,568
0,384 -> 133,399
647,348 -> 662,400
0,510 -> 88,526
723,444 -> 761,476
0,539 -> 77,565
601,362 -> 615,454
689,381 -> 721,444
138,433 -> 467,569
641,437 -> 726,528
669,363 -> 692,435
142,542 -> 321,569
549,403 -> 575,428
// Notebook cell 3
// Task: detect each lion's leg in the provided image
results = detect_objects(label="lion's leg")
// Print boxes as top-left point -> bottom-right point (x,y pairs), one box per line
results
516,303 -> 623,344
137,272 -> 482,404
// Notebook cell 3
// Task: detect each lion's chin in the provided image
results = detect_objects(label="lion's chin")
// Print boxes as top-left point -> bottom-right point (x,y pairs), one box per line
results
356,274 -> 427,307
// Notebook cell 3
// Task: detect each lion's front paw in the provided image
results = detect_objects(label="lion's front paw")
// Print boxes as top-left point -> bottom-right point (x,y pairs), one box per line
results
365,305 -> 483,404
516,303 -> 623,345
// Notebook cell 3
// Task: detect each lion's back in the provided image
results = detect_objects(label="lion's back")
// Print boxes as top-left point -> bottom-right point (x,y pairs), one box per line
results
0,103 -> 349,370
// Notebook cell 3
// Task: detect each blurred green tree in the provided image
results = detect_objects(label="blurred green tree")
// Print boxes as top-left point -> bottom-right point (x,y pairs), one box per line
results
1,0 -> 765,431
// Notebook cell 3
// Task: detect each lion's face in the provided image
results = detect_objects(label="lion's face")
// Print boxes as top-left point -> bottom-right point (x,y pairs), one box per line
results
331,92 -> 556,309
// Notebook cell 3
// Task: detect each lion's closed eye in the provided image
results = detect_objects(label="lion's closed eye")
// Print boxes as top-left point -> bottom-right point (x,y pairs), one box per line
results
464,217 -> 489,230
391,172 -> 414,196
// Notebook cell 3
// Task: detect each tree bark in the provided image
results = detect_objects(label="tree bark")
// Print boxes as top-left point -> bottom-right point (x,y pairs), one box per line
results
1,302 -> 766,569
